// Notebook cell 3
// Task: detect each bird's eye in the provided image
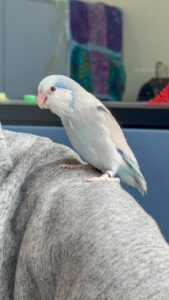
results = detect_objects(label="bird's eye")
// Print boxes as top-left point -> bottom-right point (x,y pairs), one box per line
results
50,86 -> 56,92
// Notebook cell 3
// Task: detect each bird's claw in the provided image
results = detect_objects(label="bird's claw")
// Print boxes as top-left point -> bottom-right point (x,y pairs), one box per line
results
59,164 -> 76,169
85,175 -> 120,183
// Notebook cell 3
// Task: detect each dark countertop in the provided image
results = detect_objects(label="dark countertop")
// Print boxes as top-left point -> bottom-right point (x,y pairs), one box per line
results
1,100 -> 169,128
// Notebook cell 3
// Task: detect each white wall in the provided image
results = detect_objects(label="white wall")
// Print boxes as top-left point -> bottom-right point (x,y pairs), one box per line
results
3,0 -> 69,98
76,0 -> 169,101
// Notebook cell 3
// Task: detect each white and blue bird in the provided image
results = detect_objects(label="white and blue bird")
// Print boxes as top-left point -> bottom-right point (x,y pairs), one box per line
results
37,75 -> 147,195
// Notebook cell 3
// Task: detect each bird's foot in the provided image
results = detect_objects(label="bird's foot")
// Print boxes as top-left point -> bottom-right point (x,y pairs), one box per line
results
85,172 -> 120,183
59,163 -> 95,170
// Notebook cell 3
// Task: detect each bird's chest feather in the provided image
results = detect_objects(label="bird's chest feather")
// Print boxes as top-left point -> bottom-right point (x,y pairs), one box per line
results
63,118 -> 94,159
62,116 -> 120,172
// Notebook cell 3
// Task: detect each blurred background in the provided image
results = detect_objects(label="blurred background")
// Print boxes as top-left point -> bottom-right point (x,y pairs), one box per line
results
1,0 -> 169,102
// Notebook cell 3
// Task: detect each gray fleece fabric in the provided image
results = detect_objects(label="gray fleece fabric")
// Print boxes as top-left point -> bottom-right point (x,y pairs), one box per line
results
0,124 -> 169,300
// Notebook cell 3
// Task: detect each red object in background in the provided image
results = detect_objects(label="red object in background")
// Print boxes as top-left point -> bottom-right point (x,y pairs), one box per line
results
147,82 -> 169,104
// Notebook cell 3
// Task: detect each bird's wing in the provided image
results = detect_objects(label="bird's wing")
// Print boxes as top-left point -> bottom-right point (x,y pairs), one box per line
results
90,104 -> 143,176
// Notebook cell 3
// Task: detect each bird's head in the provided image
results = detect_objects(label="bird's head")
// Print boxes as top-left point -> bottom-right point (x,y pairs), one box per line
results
37,75 -> 81,117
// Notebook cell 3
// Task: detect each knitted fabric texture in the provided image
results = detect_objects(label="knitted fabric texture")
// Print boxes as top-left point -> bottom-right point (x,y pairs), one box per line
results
0,125 -> 169,299
69,0 -> 126,101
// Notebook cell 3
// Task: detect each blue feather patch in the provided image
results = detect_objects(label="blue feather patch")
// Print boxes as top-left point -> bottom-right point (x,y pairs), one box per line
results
54,82 -> 68,89
54,82 -> 75,109
117,148 -> 143,177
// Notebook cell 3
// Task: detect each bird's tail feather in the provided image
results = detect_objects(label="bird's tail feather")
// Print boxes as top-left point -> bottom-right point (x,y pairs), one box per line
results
120,172 -> 147,196
136,173 -> 147,195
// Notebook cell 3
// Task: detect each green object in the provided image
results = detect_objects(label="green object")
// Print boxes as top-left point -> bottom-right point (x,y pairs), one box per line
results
24,94 -> 36,103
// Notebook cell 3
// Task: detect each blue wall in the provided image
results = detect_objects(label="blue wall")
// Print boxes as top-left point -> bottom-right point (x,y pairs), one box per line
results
3,125 -> 169,243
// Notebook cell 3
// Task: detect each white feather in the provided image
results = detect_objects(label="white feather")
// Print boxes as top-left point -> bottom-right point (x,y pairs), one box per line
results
38,75 -> 147,195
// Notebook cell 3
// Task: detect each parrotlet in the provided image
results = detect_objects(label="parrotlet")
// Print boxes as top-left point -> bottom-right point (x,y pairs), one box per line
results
37,75 -> 147,195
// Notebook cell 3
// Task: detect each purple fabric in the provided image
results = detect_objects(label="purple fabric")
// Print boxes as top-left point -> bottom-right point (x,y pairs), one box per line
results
70,0 -> 89,44
90,51 -> 109,95
105,6 -> 122,52
69,1 -> 125,100
88,3 -> 107,47
70,1 -> 123,52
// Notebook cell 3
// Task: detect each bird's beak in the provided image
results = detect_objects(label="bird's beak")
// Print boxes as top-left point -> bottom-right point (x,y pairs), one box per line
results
36,91 -> 49,109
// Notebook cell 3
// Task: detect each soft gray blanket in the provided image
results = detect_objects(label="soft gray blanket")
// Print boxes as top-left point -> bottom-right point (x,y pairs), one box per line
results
1,124 -> 169,300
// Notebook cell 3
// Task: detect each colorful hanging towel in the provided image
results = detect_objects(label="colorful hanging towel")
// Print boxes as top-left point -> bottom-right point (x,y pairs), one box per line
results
69,0 -> 126,101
